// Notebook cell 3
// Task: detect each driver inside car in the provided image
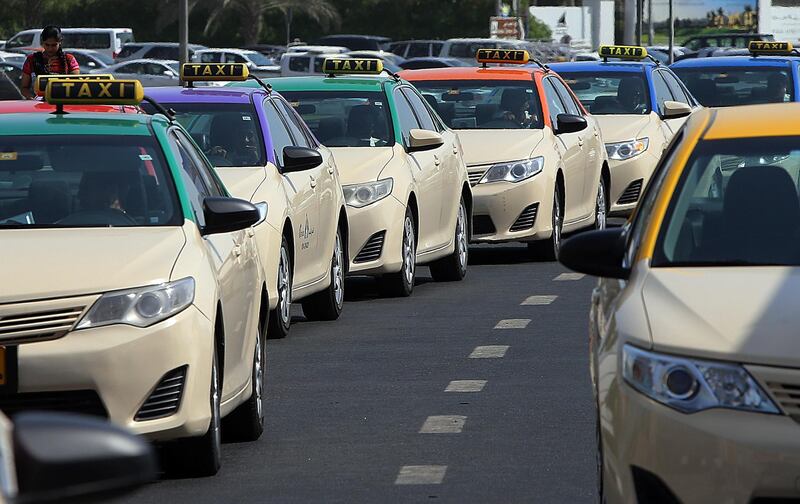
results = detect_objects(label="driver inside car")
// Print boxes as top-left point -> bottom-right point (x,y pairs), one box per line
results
617,77 -> 646,114
207,114 -> 260,166
493,88 -> 533,128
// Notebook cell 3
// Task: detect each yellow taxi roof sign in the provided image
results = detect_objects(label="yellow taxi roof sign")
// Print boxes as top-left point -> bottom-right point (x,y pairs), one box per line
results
322,58 -> 383,75
475,48 -> 530,65
749,41 -> 794,55
598,45 -> 648,60
45,79 -> 144,106
35,74 -> 113,97
181,63 -> 250,82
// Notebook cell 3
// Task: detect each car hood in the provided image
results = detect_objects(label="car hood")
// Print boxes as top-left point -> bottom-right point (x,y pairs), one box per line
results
329,146 -> 395,184
456,130 -> 544,166
214,166 -> 266,202
594,114 -> 652,143
0,227 -> 186,304
642,268 -> 800,367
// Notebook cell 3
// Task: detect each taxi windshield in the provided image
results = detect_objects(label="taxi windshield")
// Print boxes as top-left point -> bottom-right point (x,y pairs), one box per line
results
671,67 -> 793,107
654,137 -> 800,267
411,80 -> 544,130
149,103 -> 267,167
278,91 -> 395,148
558,72 -> 650,115
0,135 -> 180,229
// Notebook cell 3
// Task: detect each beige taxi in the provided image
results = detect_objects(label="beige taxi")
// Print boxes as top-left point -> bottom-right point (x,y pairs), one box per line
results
560,103 -> 800,503
402,49 -> 608,259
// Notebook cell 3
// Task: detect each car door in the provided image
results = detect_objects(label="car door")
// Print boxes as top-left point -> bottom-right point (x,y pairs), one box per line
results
402,86 -> 458,245
168,129 -> 257,399
114,62 -> 141,81
263,97 -> 320,289
393,87 -> 443,253
651,70 -> 678,151
276,97 -> 331,280
543,77 -> 586,222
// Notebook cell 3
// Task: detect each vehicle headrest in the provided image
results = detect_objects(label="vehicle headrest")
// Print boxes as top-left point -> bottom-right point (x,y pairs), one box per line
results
0,153 -> 43,172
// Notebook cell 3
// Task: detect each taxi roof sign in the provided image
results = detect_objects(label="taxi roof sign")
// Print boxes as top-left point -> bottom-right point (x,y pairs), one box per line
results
181,63 -> 250,82
475,48 -> 530,65
598,45 -> 648,61
749,41 -> 794,55
35,74 -> 113,97
45,79 -> 144,106
322,58 -> 383,76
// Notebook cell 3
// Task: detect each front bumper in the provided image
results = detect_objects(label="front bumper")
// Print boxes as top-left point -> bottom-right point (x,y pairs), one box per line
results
17,305 -> 214,441
346,195 -> 407,276
469,174 -> 553,243
608,150 -> 660,217
605,376 -> 800,503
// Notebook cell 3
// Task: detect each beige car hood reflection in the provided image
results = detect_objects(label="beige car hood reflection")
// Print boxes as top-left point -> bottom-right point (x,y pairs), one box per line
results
594,114 -> 652,143
642,268 -> 800,367
1,227 -> 186,303
215,167 -> 266,201
457,130 -> 544,166
330,147 -> 395,184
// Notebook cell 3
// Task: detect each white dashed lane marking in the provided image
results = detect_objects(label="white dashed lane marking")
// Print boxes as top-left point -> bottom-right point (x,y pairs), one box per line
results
445,380 -> 487,393
469,345 -> 509,358
419,415 -> 467,434
521,295 -> 558,305
395,465 -> 448,485
554,272 -> 585,281
493,319 -> 530,329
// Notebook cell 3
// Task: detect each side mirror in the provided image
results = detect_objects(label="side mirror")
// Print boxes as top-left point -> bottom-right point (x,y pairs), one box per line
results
13,412 -> 157,504
408,129 -> 444,152
558,228 -> 630,279
662,100 -> 692,119
282,146 -> 323,173
202,196 -> 260,236
555,113 -> 588,135
87,61 -> 97,68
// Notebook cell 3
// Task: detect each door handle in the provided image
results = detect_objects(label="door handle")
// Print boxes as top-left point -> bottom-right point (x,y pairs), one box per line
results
434,155 -> 441,167
327,164 -> 335,175
578,137 -> 584,147
452,145 -> 458,155
310,176 -> 317,188
247,227 -> 255,238
233,245 -> 242,257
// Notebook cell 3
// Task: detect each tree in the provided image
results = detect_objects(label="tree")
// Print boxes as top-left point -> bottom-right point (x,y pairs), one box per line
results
528,15 -> 552,40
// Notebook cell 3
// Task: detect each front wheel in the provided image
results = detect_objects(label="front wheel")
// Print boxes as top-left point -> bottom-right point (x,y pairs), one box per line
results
268,237 -> 292,339
302,227 -> 345,321
429,197 -> 468,282
223,319 -> 265,442
528,184 -> 562,261
595,178 -> 608,231
379,209 -> 416,297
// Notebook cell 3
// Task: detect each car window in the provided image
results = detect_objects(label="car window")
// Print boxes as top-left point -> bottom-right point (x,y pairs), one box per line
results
431,42 -> 444,56
559,72 -> 650,115
169,132 -> 211,227
313,57 -> 326,74
145,46 -> 178,60
543,78 -> 567,126
551,78 -> 581,115
393,89 -> 421,146
289,56 -> 310,72
652,70 -> 674,115
672,67 -> 793,107
117,63 -> 143,74
6,33 -> 34,50
200,52 -> 223,63
408,43 -> 430,58
117,44 -> 142,59
228,53 -> 248,64
662,71 -> 691,105
390,43 -> 408,56
276,100 -> 314,148
62,32 -> 111,50
174,130 -> 226,197
263,100 -> 294,167
401,88 -> 437,131
145,62 -> 170,75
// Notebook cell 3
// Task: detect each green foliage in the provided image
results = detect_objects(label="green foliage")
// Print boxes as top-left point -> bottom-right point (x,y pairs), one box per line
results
528,15 -> 552,41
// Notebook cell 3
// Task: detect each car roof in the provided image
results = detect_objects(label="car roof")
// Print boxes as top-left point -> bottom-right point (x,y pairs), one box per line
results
693,102 -> 800,140
0,112 -> 166,136
197,48 -> 257,54
399,66 -> 539,81
670,55 -> 799,68
115,59 -> 178,65
0,101 -> 138,114
319,34 -> 391,41
550,61 -> 656,72
123,42 -> 206,48
146,86 -> 266,104
264,75 -> 394,92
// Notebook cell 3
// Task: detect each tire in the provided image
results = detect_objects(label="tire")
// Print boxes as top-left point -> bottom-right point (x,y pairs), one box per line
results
429,197 -> 468,282
302,227 -> 345,321
267,237 -> 292,339
379,208 -> 416,297
162,347 -> 222,477
595,178 -> 607,231
528,184 -> 562,261
596,407 -> 606,504
222,318 -> 265,442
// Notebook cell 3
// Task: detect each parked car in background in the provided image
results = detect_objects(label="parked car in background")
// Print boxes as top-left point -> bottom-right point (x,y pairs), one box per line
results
647,45 -> 690,64
439,38 -> 528,64
193,48 -> 279,73
0,61 -> 23,100
4,28 -> 133,58
286,45 -> 348,54
346,50 -> 405,67
316,34 -> 391,51
0,51 -> 24,64
398,57 -> 469,70
280,51 -> 346,76
682,32 -> 774,52
116,42 -> 206,62
389,40 -> 444,59
0,40 -> 5,50
242,44 -> 286,59
95,58 -> 180,86
67,48 -> 114,72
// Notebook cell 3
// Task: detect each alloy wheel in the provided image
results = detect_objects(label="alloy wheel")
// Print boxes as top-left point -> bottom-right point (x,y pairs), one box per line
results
402,217 -> 416,286
596,182 -> 607,230
278,246 -> 291,327
456,203 -> 468,271
332,232 -> 344,309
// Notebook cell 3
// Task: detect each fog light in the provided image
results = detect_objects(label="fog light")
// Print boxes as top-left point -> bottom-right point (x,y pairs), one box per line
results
665,367 -> 697,400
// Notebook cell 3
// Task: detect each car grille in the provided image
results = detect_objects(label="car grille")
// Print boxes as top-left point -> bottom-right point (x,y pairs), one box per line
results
617,179 -> 644,205
135,366 -> 187,421
467,169 -> 486,186
0,306 -> 85,344
472,215 -> 496,235
509,203 -> 539,232
353,231 -> 385,263
0,390 -> 107,418
765,382 -> 800,423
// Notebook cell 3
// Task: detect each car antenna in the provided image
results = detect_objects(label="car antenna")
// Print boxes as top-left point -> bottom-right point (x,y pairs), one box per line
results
382,69 -> 401,81
143,96 -> 176,122
530,57 -> 550,72
248,74 -> 273,94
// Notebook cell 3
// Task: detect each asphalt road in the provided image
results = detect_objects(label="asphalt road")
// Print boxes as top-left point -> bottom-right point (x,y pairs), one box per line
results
122,244 -> 597,504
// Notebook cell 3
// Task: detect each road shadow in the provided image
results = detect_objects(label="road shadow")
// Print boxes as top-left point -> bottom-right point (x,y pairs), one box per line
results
342,273 -> 435,302
468,244 -> 549,266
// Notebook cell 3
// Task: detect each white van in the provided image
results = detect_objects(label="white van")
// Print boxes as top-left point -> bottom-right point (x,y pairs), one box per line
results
4,28 -> 134,59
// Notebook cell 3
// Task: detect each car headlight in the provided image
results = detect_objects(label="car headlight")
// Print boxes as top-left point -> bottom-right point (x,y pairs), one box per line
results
479,157 -> 544,184
622,344 -> 779,414
343,178 -> 393,208
605,138 -> 649,161
76,277 -> 195,329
